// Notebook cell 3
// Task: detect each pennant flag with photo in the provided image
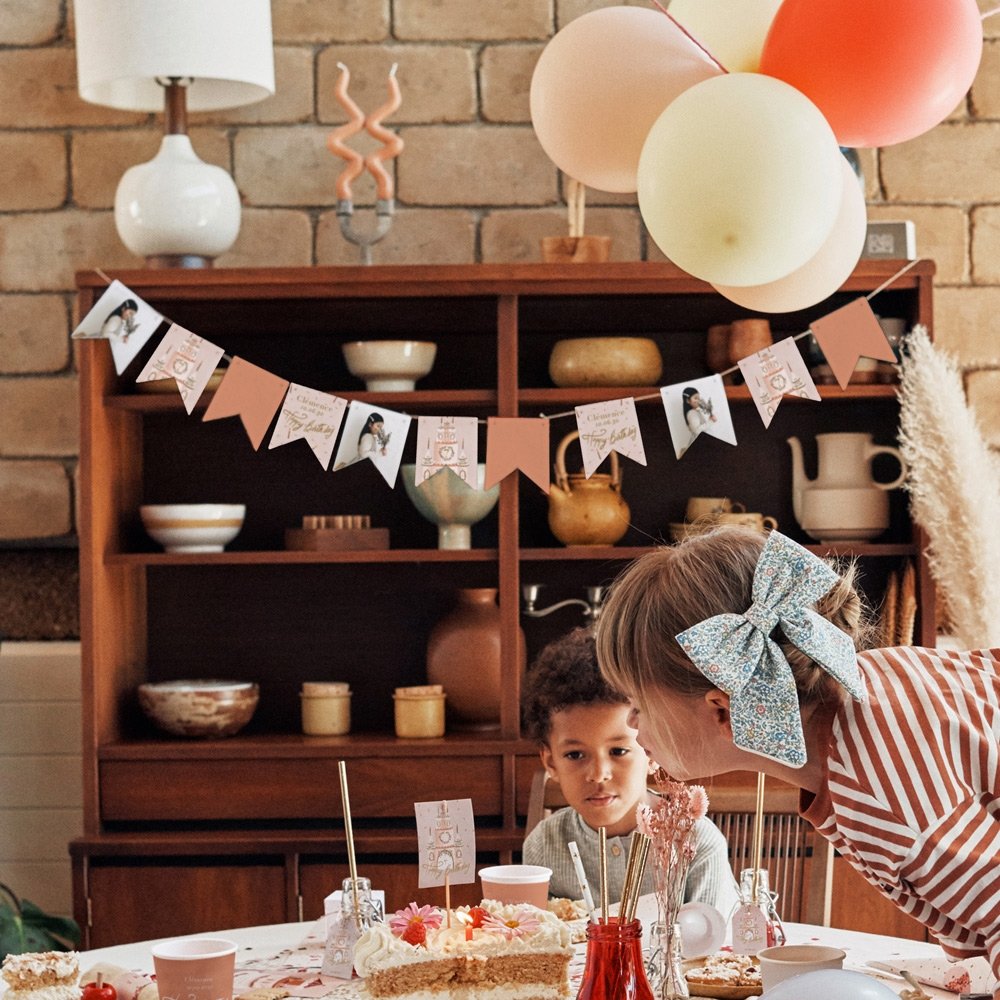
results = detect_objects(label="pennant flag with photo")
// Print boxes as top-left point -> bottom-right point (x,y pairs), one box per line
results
331,400 -> 411,487
484,417 -> 549,493
574,398 -> 646,477
738,336 -> 821,428
269,383 -> 348,470
202,357 -> 290,450
810,297 -> 897,389
71,279 -> 164,375
661,374 -> 737,459
135,323 -> 226,414
415,799 -> 476,889
414,416 -> 480,487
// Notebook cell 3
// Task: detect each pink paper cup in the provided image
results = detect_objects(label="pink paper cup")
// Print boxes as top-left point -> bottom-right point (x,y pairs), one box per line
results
151,937 -> 238,1000
479,864 -> 551,908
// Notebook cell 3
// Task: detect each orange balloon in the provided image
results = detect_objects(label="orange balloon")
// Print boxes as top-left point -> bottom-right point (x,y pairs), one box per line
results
760,0 -> 982,148
530,6 -> 724,193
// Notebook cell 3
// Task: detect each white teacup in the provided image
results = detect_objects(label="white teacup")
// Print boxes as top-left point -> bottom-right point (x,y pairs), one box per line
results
757,944 -> 846,991
799,487 -> 889,543
686,497 -> 745,522
715,512 -> 778,532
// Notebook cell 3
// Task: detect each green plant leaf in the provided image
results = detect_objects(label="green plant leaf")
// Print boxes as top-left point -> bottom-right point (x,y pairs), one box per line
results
0,884 -> 81,961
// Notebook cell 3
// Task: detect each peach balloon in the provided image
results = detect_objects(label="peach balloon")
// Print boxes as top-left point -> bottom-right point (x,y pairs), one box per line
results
760,0 -> 983,148
713,158 -> 867,313
530,6 -> 723,194
668,0 -> 784,73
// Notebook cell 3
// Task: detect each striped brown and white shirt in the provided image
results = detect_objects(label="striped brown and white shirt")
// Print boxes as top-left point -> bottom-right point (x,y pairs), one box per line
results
801,646 -> 1000,980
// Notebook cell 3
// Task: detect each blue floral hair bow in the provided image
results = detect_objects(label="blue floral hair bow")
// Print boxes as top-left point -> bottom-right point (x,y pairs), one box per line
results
675,531 -> 865,768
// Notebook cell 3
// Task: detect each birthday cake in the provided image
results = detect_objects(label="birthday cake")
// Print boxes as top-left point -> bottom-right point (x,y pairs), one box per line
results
353,900 -> 573,999
1,951 -> 79,1000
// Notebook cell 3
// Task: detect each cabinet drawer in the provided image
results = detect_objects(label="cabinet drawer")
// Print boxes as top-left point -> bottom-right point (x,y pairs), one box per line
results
100,756 -> 504,821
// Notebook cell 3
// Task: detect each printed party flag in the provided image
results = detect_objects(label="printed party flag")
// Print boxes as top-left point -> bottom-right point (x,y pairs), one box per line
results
331,400 -> 411,488
574,398 -> 646,477
738,336 -> 821,428
415,416 -> 479,487
660,374 -> 737,459
269,383 -> 348,470
415,799 -> 476,888
203,356 -> 290,450
484,417 -> 549,493
71,279 -> 163,375
135,323 -> 225,414
810,297 -> 897,389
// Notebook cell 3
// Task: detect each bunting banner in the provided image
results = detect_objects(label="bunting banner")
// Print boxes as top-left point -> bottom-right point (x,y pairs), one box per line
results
574,398 -> 646,477
415,798 -> 476,889
331,400 -> 411,487
661,374 -> 737,459
71,280 -> 163,375
415,416 -> 480,487
268,383 -> 348,470
810,297 -> 897,390
738,336 -> 821,428
202,356 -> 290,451
485,417 -> 550,493
135,323 -> 226,414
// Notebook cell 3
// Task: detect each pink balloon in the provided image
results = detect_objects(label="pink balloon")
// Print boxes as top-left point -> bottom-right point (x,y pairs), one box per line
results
713,157 -> 866,313
760,0 -> 983,148
530,6 -> 724,193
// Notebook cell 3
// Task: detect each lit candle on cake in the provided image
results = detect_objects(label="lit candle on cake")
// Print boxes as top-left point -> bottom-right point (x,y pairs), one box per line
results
327,63 -> 366,201
364,63 -> 404,200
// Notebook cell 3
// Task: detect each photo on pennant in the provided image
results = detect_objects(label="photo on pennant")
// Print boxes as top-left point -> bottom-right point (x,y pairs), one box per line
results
70,279 -> 164,375
661,374 -> 736,459
331,402 -> 410,486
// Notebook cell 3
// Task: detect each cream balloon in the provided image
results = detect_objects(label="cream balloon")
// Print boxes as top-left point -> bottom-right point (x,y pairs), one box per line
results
530,5 -> 723,194
713,158 -> 867,312
668,0 -> 784,72
638,73 -> 842,287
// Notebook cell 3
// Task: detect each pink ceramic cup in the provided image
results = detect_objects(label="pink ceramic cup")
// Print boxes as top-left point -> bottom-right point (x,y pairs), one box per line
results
151,937 -> 237,1000
479,864 -> 552,908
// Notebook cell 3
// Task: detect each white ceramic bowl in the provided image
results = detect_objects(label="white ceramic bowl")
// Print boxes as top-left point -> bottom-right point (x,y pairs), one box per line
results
402,464 -> 499,549
140,503 -> 246,553
138,679 -> 259,738
342,340 -> 437,391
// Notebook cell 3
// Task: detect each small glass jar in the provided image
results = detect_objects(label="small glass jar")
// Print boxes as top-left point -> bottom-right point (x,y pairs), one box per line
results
576,918 -> 657,1000
734,868 -> 785,951
341,875 -> 383,927
301,682 -> 351,735
393,684 -> 446,738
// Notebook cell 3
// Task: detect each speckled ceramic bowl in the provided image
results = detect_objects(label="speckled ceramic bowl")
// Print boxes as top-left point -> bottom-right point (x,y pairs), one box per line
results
138,680 -> 259,738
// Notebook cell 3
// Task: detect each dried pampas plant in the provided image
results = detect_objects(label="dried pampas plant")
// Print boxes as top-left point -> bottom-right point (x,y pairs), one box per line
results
897,325 -> 1000,646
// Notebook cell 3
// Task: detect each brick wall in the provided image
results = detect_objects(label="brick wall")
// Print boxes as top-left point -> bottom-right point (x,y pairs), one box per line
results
2,0 -> 1000,542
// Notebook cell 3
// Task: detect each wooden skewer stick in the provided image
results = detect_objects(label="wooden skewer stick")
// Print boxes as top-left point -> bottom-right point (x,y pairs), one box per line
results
338,759 -> 362,929
599,825 -> 609,924
751,771 -> 766,902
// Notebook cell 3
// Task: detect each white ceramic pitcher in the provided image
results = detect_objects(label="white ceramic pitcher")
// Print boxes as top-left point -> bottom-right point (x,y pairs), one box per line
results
787,432 -> 908,526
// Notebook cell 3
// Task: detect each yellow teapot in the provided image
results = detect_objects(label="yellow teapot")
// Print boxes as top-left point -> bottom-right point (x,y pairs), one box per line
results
548,431 -> 631,546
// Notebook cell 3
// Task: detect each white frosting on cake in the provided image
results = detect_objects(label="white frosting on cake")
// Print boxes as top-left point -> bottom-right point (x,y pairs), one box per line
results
1,952 -> 79,990
4,985 -> 82,1000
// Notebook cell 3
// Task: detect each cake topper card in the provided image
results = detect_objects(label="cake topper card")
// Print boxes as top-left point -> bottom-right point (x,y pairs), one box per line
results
135,323 -> 225,414
661,374 -> 736,459
203,356 -> 290,451
574,398 -> 646,477
810,297 -> 897,389
269,384 -> 348,470
320,911 -> 362,981
415,798 -> 476,888
415,416 -> 479,486
737,336 -> 821,428
71,280 -> 164,374
331,401 -> 411,487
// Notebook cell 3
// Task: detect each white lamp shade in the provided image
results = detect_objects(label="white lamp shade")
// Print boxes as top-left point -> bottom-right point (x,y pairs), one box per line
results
75,0 -> 274,111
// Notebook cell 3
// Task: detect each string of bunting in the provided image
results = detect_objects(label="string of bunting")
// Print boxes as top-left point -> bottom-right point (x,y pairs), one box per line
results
72,262 -> 918,495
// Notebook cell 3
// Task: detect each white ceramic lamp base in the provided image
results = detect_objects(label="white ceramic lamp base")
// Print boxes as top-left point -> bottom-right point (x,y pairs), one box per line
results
115,134 -> 241,266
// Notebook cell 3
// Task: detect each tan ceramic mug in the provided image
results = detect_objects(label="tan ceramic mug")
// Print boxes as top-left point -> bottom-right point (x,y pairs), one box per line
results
715,512 -> 778,532
686,497 -> 745,522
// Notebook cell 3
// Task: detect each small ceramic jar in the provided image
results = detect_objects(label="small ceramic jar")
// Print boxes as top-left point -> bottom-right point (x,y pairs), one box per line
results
301,682 -> 351,735
393,684 -> 446,738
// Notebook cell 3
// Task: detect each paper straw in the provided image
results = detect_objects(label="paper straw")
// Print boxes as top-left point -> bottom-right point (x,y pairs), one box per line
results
338,759 -> 361,929
568,839 -> 597,922
599,826 -> 609,924
618,831 -> 641,915
751,771 -> 766,902
625,836 -> 650,923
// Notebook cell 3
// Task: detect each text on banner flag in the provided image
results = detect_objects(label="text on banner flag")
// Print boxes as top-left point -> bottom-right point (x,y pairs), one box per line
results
574,398 -> 646,477
203,356 -> 290,450
269,383 -> 348,470
415,798 -> 477,889
135,323 -> 226,415
738,336 -> 821,429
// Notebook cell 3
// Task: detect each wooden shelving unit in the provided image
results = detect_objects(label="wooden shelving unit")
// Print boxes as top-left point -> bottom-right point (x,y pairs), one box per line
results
71,260 -> 936,947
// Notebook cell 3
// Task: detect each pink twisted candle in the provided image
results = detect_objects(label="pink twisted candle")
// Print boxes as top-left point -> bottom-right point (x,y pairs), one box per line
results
327,63 -> 366,200
364,63 -> 404,200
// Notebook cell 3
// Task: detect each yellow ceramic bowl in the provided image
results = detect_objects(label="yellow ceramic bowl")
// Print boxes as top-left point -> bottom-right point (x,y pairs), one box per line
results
548,337 -> 663,388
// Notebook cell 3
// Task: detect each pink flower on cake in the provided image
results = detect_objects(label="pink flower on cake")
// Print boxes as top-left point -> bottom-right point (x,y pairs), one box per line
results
389,902 -> 444,946
482,909 -> 541,940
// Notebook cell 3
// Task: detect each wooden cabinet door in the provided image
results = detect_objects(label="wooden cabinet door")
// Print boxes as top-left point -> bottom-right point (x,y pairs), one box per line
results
829,857 -> 927,941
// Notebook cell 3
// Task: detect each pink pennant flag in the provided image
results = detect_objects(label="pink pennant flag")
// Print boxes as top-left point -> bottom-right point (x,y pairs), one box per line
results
415,799 -> 477,888
415,416 -> 479,486
203,357 -> 290,450
484,417 -> 549,493
574,398 -> 646,477
269,383 -> 348,470
737,336 -> 821,428
810,297 -> 897,389
135,323 -> 225,414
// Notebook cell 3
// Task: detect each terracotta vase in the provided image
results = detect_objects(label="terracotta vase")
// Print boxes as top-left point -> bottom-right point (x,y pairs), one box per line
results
426,588 -> 525,731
